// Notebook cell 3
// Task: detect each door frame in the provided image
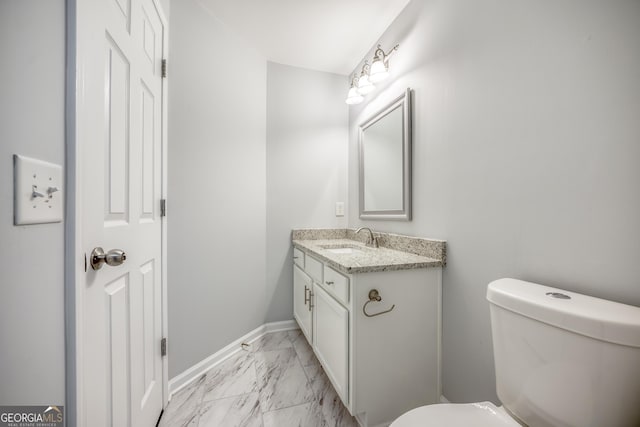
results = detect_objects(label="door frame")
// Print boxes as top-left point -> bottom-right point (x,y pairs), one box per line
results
64,0 -> 170,425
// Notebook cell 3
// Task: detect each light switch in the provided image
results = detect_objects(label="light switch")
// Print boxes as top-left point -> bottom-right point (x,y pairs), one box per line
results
14,154 -> 63,225
335,202 -> 345,217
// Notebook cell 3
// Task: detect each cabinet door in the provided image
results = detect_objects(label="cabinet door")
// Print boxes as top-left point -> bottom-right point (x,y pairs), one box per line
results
313,285 -> 349,405
293,264 -> 313,343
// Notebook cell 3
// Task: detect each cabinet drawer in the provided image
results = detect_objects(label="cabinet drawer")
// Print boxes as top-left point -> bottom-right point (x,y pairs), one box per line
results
322,265 -> 349,306
305,255 -> 323,284
293,247 -> 305,268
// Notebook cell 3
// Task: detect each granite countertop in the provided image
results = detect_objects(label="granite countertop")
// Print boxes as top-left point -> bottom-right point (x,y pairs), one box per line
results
292,238 -> 444,275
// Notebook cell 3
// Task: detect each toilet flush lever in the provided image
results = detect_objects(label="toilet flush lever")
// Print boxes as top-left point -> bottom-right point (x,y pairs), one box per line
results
546,292 -> 571,300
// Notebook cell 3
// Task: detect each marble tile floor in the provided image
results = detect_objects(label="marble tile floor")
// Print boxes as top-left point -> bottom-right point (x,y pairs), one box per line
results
159,330 -> 359,427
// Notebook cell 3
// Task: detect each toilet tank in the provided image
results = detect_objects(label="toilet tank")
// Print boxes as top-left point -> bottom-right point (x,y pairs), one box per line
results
487,278 -> 640,427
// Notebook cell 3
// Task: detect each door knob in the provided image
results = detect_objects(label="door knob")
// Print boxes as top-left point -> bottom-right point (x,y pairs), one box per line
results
90,247 -> 127,270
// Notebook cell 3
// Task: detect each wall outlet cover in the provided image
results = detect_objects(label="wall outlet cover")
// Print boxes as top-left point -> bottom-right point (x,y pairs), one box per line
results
14,154 -> 63,225
335,202 -> 345,217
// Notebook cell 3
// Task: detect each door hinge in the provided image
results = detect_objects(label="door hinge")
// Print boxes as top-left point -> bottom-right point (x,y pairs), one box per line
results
161,337 -> 167,357
160,199 -> 166,217
161,59 -> 167,78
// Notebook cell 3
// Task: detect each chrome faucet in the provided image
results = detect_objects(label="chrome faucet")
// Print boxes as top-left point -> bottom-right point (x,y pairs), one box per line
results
355,227 -> 379,248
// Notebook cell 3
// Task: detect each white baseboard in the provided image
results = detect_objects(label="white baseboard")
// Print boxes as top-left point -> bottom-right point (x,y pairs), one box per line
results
262,319 -> 298,334
354,413 -> 393,427
168,319 -> 298,399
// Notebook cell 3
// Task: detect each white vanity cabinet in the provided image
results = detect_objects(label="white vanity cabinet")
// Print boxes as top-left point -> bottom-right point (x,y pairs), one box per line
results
293,250 -> 442,427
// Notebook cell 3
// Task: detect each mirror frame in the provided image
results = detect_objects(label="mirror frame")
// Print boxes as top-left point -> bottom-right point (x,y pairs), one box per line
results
358,88 -> 412,221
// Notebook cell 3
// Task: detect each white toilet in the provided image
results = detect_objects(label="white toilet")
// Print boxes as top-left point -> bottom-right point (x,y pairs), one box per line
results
391,278 -> 640,427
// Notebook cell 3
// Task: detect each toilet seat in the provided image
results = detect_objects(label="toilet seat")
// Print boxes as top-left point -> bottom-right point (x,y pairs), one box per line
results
390,402 -> 521,427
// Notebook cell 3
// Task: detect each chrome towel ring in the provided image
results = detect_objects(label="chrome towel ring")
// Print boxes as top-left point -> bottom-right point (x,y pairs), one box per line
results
363,289 -> 395,318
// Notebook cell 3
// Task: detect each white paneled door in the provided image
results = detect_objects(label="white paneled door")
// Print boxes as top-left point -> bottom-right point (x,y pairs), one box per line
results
75,0 -> 166,425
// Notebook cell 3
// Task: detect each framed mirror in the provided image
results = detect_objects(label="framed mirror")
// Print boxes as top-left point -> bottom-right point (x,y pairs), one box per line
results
359,88 -> 412,220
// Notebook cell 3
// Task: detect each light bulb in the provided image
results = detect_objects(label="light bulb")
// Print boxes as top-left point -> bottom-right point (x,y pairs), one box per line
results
369,59 -> 389,83
345,87 -> 363,105
357,75 -> 375,95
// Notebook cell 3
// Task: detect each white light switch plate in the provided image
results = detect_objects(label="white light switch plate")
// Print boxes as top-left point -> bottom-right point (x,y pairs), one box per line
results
335,202 -> 345,217
14,154 -> 63,225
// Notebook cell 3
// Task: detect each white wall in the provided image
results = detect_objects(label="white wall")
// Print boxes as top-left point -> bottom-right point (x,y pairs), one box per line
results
266,62 -> 349,322
348,0 -> 640,404
167,0 -> 267,377
0,0 -> 66,405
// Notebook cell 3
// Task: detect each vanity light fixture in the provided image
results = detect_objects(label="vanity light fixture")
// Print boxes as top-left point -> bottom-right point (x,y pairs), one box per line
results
345,74 -> 364,105
346,43 -> 400,106
356,61 -> 376,95
369,44 -> 399,83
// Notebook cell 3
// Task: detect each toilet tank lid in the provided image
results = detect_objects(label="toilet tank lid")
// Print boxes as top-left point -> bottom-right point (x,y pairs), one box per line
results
487,278 -> 640,348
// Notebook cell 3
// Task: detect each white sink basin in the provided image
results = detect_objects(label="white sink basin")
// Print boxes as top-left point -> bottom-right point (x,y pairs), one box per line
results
325,247 -> 364,255
318,244 -> 369,255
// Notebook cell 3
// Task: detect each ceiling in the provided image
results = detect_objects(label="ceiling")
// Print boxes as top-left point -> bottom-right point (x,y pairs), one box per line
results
195,0 -> 411,75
